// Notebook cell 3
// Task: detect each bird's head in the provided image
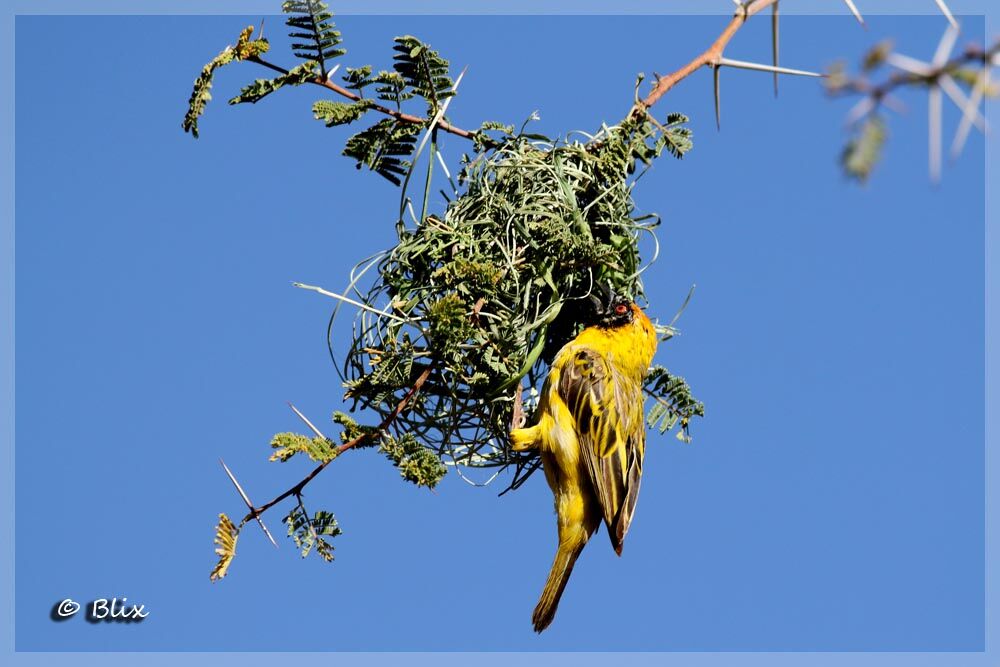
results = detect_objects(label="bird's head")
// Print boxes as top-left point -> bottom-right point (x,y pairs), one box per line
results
588,282 -> 635,328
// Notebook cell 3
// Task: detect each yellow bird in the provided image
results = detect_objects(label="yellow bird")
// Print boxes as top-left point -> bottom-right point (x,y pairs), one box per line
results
510,286 -> 658,632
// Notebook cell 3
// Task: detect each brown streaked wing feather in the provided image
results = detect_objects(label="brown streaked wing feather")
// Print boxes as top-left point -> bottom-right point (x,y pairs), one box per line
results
557,347 -> 645,552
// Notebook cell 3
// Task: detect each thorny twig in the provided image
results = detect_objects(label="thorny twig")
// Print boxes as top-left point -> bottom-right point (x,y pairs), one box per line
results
247,55 -> 484,143
231,367 -> 432,533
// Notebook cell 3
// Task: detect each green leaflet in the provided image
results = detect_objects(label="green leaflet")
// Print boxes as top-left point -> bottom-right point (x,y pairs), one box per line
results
644,365 -> 705,443
269,432 -> 339,463
182,25 -> 270,138
378,433 -> 448,489
282,0 -> 345,77
210,513 -> 240,582
391,35 -> 454,115
229,61 -> 318,105
861,40 -> 894,72
842,115 -> 887,184
283,505 -> 341,561
312,98 -> 375,126
343,118 -> 422,185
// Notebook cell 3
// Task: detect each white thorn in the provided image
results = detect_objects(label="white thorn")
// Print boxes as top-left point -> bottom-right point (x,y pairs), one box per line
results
933,24 -> 959,67
287,402 -> 329,442
414,65 -> 468,157
219,459 -> 278,548
713,65 -> 721,131
882,94 -> 908,115
939,74 -> 987,131
929,84 -> 942,183
933,0 -> 959,29
845,96 -> 876,125
951,68 -> 989,159
325,63 -> 341,82
716,57 -> 824,77
886,53 -> 933,76
772,1 -> 780,97
842,0 -> 865,26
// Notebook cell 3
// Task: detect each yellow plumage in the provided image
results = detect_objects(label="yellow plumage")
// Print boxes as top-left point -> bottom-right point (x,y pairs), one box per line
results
511,301 -> 658,632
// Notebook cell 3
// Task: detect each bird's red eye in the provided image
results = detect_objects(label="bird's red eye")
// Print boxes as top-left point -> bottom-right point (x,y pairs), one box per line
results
614,304 -> 628,316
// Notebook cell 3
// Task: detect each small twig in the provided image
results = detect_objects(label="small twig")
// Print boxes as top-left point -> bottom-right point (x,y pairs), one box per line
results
244,367 -> 432,524
832,43 -> 1000,116
247,55 -> 485,144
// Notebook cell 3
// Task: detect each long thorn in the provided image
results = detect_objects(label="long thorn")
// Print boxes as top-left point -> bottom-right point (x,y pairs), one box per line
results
886,53 -> 932,76
287,402 -> 329,441
717,57 -> 824,77
951,68 -> 989,159
933,24 -> 959,67
845,96 -> 876,125
325,62 -> 341,83
772,1 -> 780,97
220,459 -> 278,548
713,65 -> 721,131
843,0 -> 865,26
933,0 -> 959,29
939,74 -> 987,131
929,84 -> 942,183
882,94 -> 907,115
414,65 -> 468,158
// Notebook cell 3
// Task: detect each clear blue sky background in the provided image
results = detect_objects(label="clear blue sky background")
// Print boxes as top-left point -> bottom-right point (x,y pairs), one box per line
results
14,12 -> 985,652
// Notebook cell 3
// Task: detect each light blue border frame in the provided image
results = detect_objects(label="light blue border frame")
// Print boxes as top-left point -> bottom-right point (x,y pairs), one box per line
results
1,0 -> 994,663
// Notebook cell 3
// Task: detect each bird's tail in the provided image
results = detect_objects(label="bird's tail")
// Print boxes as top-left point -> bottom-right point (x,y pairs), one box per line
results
532,540 -> 586,633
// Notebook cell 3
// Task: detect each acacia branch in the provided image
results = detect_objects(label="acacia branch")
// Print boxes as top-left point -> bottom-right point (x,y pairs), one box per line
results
831,42 -> 1000,104
241,366 -> 432,524
637,0 -> 779,113
247,56 -> 481,142
250,2 -> 779,147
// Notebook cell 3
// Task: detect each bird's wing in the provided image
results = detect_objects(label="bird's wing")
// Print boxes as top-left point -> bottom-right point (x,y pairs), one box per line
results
557,346 -> 645,553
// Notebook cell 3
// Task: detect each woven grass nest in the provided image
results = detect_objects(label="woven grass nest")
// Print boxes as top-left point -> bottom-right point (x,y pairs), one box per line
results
326,118 -> 702,491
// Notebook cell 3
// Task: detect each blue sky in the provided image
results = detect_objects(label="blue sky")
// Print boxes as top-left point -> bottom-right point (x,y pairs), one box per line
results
13,11 -> 985,652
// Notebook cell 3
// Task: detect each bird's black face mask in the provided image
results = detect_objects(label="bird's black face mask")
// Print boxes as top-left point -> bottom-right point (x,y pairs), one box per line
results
588,283 -> 634,328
